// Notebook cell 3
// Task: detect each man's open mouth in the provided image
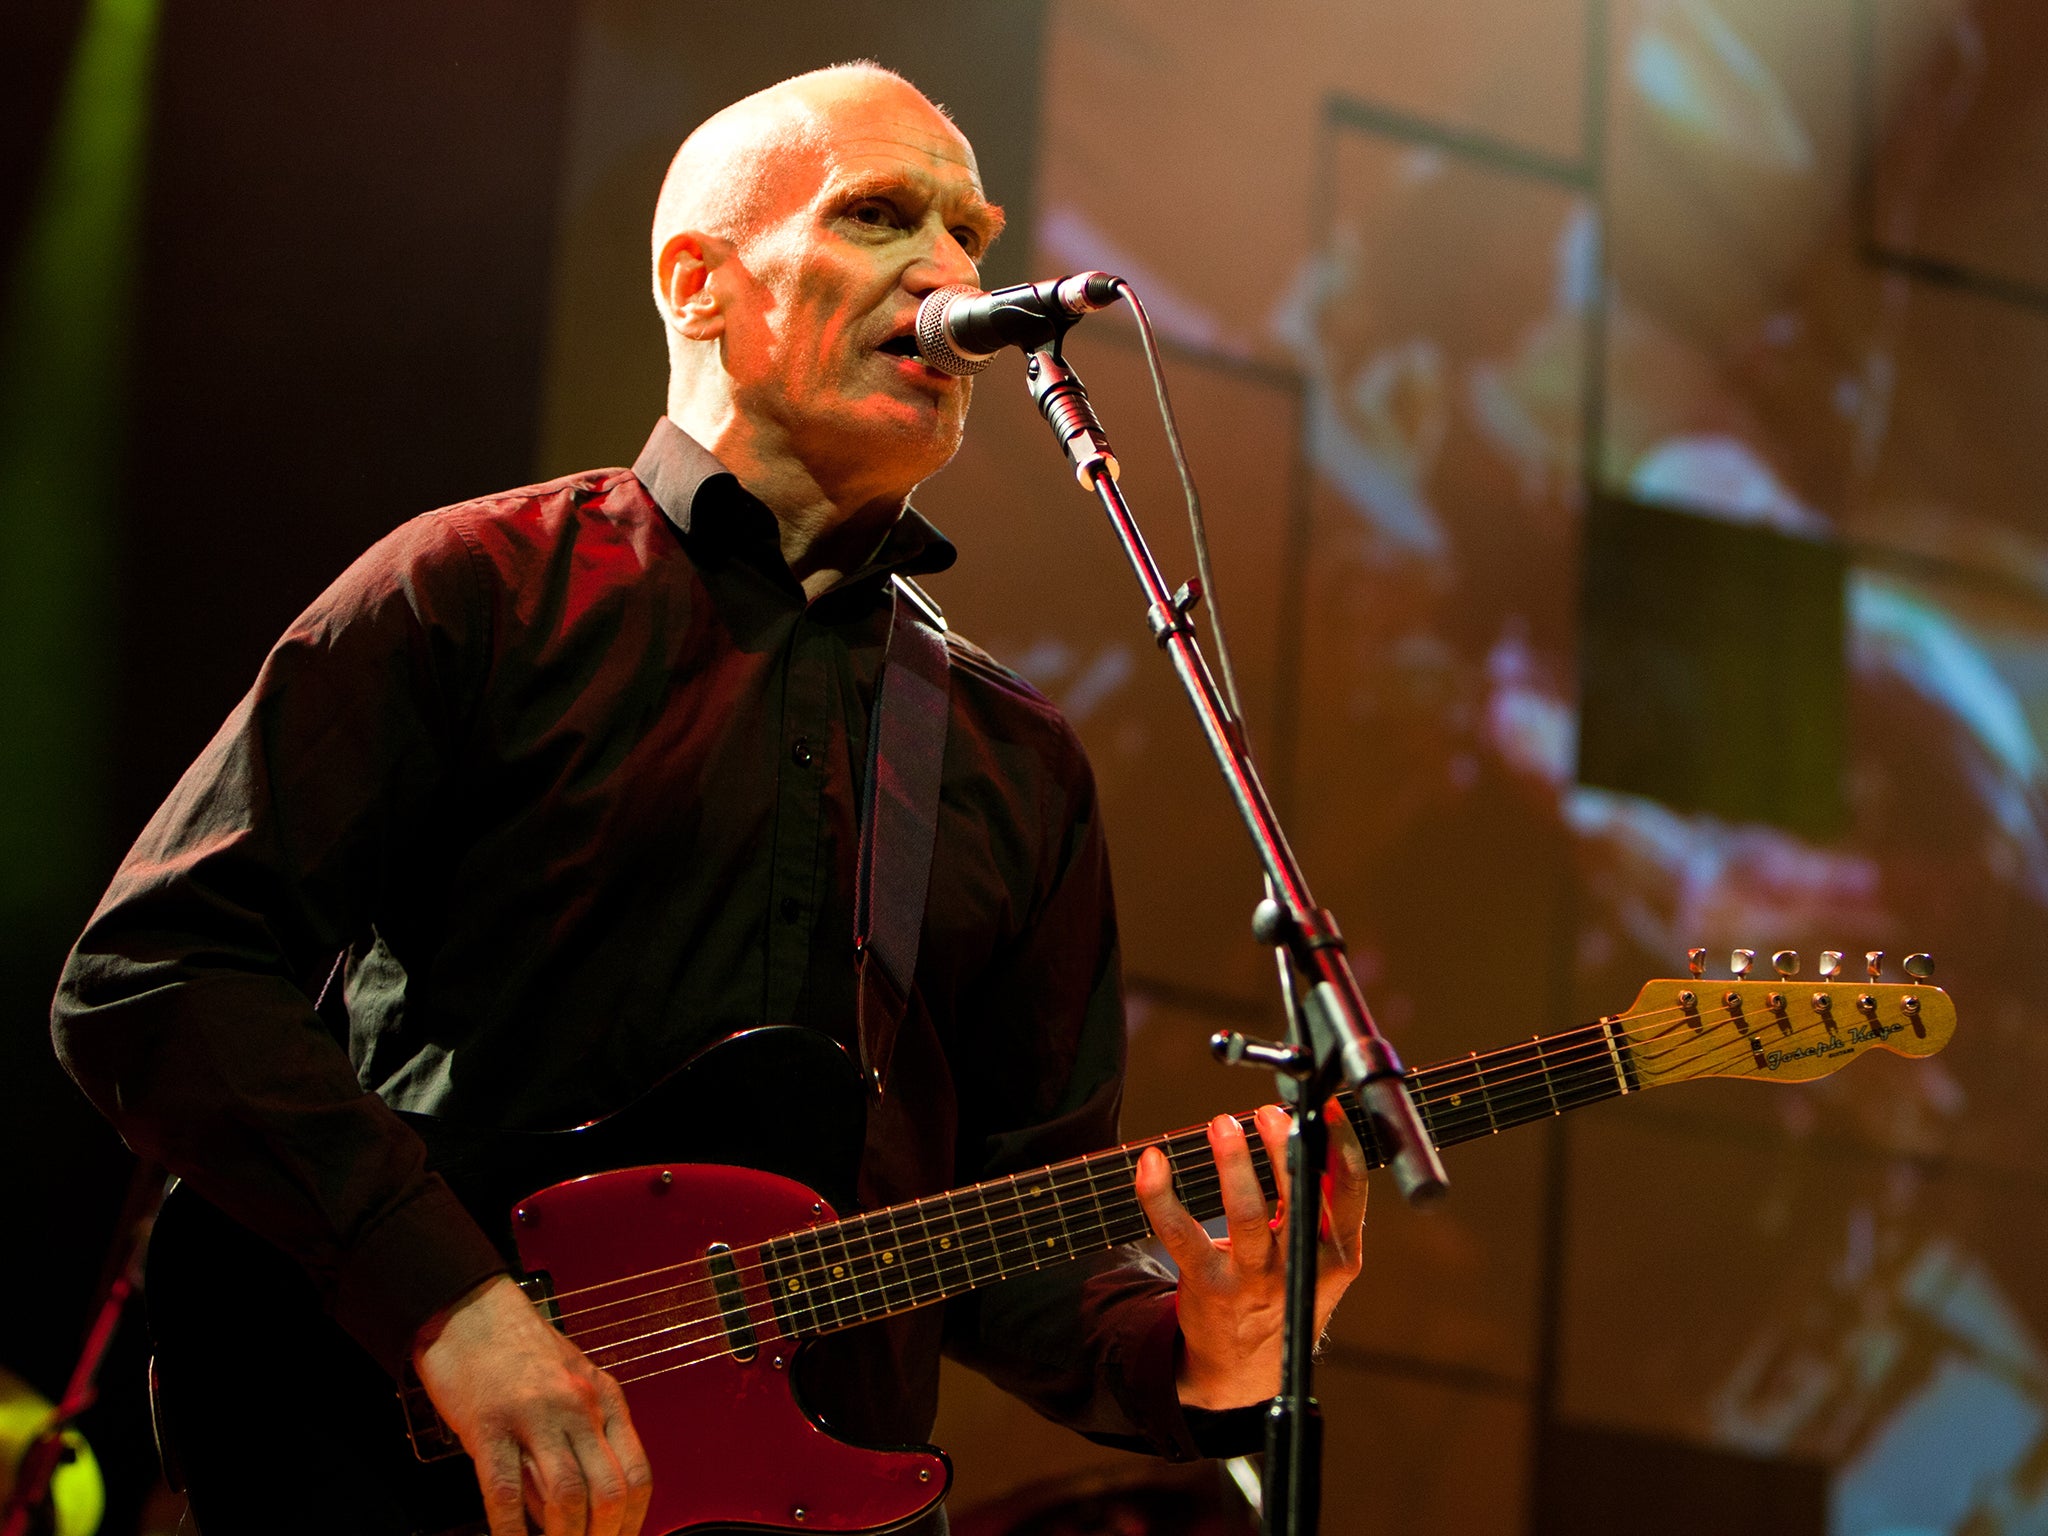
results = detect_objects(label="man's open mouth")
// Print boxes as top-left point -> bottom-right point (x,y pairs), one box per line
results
877,334 -> 922,360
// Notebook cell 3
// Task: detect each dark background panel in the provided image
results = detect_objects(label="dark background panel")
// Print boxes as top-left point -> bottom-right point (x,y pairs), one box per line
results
1577,495 -> 1848,839
116,0 -> 583,831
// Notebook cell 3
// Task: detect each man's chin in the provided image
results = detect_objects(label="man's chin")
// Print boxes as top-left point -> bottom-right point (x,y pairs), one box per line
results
800,400 -> 966,503
864,392 -> 969,466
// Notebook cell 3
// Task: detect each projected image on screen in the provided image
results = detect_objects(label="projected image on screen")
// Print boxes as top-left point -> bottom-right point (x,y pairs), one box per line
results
539,0 -> 2048,1529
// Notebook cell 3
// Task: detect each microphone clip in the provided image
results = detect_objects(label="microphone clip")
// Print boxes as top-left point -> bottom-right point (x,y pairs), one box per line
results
1025,348 -> 1120,486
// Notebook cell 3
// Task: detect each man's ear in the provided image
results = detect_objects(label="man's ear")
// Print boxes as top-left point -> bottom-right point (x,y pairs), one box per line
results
657,230 -> 729,341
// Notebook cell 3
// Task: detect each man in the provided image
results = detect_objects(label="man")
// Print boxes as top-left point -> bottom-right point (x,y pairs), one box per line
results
53,64 -> 1366,1536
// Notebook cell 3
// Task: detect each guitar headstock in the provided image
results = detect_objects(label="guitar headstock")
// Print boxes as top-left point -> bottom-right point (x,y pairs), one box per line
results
1616,948 -> 1956,1089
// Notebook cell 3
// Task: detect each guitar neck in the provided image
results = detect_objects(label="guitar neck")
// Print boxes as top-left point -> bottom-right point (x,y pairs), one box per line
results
759,1020 -> 1635,1338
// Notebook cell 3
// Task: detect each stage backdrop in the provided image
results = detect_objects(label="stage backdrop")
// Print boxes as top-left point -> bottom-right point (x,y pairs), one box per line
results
540,3 -> 2048,1531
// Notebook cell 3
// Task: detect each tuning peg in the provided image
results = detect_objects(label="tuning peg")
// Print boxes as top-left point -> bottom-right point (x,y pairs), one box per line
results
1730,948 -> 1755,977
1819,951 -> 1844,980
1903,953 -> 1935,980
1688,948 -> 1706,979
1865,950 -> 1884,981
1772,950 -> 1801,978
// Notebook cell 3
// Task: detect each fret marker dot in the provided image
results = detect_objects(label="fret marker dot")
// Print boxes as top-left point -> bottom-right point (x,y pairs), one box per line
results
787,1279 -> 801,1291
883,1251 -> 895,1264
1044,1238 -> 1055,1249
940,1237 -> 952,1248
831,1265 -> 844,1277
1450,1094 -> 1463,1106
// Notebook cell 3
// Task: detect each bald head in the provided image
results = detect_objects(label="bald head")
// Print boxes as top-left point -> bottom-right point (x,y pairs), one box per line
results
651,64 -> 966,269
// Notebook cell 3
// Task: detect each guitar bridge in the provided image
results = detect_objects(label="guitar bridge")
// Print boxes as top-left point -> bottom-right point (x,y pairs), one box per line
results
397,1271 -> 557,1462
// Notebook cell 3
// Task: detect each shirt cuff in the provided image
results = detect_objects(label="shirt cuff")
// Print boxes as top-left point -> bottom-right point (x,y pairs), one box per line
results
1112,1294 -> 1273,1461
327,1172 -> 509,1377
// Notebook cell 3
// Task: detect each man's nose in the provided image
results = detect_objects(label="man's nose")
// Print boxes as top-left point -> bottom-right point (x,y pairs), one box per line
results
907,225 -> 981,295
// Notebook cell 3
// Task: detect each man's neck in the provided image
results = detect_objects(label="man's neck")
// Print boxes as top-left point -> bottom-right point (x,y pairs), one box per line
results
671,409 -> 905,601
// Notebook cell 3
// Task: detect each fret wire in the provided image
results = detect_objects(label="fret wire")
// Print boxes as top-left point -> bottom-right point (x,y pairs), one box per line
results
873,1201 -> 914,1313
968,1173 -> 1010,1284
834,1212 -> 877,1324
793,1228 -> 826,1329
826,1208 -> 867,1326
932,1181 -> 977,1292
914,1191 -> 959,1300
1470,1048 -> 1500,1135
1020,1168 -> 1068,1270
1016,1168 -> 1058,1268
852,1208 -> 891,1317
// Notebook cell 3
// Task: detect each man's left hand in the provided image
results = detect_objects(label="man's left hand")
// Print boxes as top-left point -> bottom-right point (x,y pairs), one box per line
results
1134,1101 -> 1368,1410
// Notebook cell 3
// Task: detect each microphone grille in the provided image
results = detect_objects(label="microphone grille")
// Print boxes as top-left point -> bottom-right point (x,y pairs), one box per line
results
915,286 -> 995,377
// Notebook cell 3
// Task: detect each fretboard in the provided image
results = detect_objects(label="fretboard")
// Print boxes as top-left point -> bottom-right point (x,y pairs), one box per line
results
760,1019 -> 1638,1338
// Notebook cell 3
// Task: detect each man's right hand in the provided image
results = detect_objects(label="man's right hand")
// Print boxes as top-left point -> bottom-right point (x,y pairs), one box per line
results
412,1274 -> 654,1536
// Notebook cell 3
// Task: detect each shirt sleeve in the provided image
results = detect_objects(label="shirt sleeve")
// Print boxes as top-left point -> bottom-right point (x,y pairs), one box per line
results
939,722 -> 1263,1460
50,509 -> 509,1376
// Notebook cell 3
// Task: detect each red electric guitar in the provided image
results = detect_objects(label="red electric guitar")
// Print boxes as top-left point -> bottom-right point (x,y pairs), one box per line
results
145,953 -> 1955,1535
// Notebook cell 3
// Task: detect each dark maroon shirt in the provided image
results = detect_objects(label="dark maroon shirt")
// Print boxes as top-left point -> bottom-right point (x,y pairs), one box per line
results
53,420 -> 1250,1464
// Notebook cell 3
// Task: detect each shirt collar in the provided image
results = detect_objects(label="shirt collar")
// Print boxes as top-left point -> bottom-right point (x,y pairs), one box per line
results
631,417 -> 958,581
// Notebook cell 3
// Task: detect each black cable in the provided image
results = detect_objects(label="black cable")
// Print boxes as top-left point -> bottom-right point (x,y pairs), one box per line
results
1111,278 -> 1251,732
1110,280 -> 1303,1054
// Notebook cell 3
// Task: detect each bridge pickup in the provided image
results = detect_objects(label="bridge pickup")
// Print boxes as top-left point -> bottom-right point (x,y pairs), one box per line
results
707,1243 -> 759,1363
397,1270 -> 557,1462
520,1269 -> 559,1326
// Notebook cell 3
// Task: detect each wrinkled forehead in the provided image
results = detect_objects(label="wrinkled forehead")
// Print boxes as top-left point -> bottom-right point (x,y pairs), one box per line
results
786,88 -> 986,211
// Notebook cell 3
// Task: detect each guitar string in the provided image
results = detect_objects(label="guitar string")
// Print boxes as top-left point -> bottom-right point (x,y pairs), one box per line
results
540,1014 -> 1666,1335
571,1015 -> 1836,1377
586,1022 -> 1769,1374
536,1002 -> 1707,1321
591,1025 -> 1819,1387
546,995 -> 1883,1370
559,982 -> 1927,1361
572,1010 -> 1893,1391
540,993 -> 1885,1339
595,1020 -> 1802,1386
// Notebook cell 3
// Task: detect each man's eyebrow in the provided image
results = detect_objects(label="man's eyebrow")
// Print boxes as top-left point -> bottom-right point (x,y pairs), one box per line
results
826,168 -> 1007,245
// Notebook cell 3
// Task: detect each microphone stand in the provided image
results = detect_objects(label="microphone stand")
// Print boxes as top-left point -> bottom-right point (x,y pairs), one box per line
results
1018,332 -> 1450,1536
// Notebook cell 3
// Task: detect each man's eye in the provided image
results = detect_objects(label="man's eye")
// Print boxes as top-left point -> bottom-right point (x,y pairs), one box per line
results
950,228 -> 983,259
848,200 -> 898,228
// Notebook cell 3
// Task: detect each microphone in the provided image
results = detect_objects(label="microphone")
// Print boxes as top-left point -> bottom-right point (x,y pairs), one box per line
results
913,272 -> 1124,376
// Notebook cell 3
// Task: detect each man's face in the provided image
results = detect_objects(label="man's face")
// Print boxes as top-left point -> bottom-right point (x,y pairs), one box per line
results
716,83 -> 1003,496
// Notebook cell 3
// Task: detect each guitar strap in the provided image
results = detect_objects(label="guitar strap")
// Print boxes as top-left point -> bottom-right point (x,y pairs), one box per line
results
853,575 -> 950,1099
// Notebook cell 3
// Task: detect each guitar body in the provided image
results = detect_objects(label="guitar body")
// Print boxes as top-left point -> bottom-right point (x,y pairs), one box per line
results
147,1026 -> 950,1536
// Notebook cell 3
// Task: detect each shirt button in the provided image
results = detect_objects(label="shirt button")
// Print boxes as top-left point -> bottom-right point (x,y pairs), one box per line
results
791,736 -> 814,767
781,897 -> 801,923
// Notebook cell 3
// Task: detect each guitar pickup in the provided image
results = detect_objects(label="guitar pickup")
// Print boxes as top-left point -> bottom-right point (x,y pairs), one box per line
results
707,1243 -> 759,1363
